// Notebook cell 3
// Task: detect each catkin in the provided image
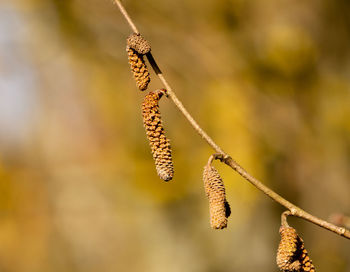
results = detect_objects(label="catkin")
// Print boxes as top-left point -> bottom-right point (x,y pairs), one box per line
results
277,226 -> 316,272
142,89 -> 174,181
203,164 -> 230,229
127,33 -> 151,55
277,226 -> 301,271
127,46 -> 150,91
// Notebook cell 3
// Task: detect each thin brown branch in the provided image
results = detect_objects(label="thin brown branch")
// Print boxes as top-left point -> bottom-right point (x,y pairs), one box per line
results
281,211 -> 291,227
114,0 -> 350,240
114,0 -> 139,33
214,153 -> 350,238
207,154 -> 216,166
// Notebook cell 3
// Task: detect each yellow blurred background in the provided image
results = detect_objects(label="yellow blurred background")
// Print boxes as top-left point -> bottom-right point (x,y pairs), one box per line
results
0,0 -> 349,271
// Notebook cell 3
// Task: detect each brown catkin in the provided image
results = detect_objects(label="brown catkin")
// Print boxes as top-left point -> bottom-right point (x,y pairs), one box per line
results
277,226 -> 301,271
142,89 -> 174,181
277,226 -> 316,272
127,33 -> 151,55
203,164 -> 230,229
127,46 -> 150,91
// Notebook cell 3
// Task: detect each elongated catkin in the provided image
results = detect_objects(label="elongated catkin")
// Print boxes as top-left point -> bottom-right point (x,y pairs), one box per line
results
203,164 -> 230,229
142,89 -> 174,181
127,46 -> 150,91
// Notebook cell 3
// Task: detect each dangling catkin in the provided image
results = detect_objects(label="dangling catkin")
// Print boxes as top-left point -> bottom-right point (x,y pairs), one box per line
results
127,46 -> 150,91
142,89 -> 174,181
127,33 -> 151,55
277,226 -> 301,271
277,226 -> 316,272
203,164 -> 230,229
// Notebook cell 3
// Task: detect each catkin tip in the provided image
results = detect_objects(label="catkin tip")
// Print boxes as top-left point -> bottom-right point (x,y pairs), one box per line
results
127,33 -> 151,55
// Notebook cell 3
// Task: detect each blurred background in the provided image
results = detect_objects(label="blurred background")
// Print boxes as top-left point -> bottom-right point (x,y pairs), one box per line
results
0,0 -> 349,271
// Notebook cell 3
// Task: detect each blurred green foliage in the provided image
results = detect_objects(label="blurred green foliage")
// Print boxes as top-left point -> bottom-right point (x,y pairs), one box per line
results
0,0 -> 349,271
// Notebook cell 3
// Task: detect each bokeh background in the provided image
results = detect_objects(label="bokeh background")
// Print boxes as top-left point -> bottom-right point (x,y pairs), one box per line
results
0,0 -> 349,271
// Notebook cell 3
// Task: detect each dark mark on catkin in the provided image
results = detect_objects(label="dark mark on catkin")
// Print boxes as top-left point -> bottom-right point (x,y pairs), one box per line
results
126,46 -> 150,91
203,164 -> 230,229
142,89 -> 174,181
277,226 -> 316,272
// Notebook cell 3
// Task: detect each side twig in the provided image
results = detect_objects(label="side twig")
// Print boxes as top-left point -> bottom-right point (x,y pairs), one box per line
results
281,211 -> 291,227
114,0 -> 350,240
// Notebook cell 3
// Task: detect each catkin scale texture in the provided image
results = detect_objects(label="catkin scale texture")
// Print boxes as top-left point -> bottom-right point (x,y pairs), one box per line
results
142,89 -> 174,181
299,243 -> 315,272
127,46 -> 150,91
203,164 -> 230,229
277,226 -> 301,271
127,33 -> 151,55
277,226 -> 316,272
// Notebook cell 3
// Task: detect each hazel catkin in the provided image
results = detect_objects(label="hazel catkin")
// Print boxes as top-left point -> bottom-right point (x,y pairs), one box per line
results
127,46 -> 150,91
203,164 -> 230,229
277,226 -> 316,272
127,33 -> 151,55
277,226 -> 301,271
142,89 -> 174,181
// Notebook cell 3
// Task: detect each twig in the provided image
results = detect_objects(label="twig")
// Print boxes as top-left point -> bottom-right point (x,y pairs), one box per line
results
113,0 -> 350,240
281,211 -> 291,227
213,153 -> 349,238
114,0 -> 139,33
